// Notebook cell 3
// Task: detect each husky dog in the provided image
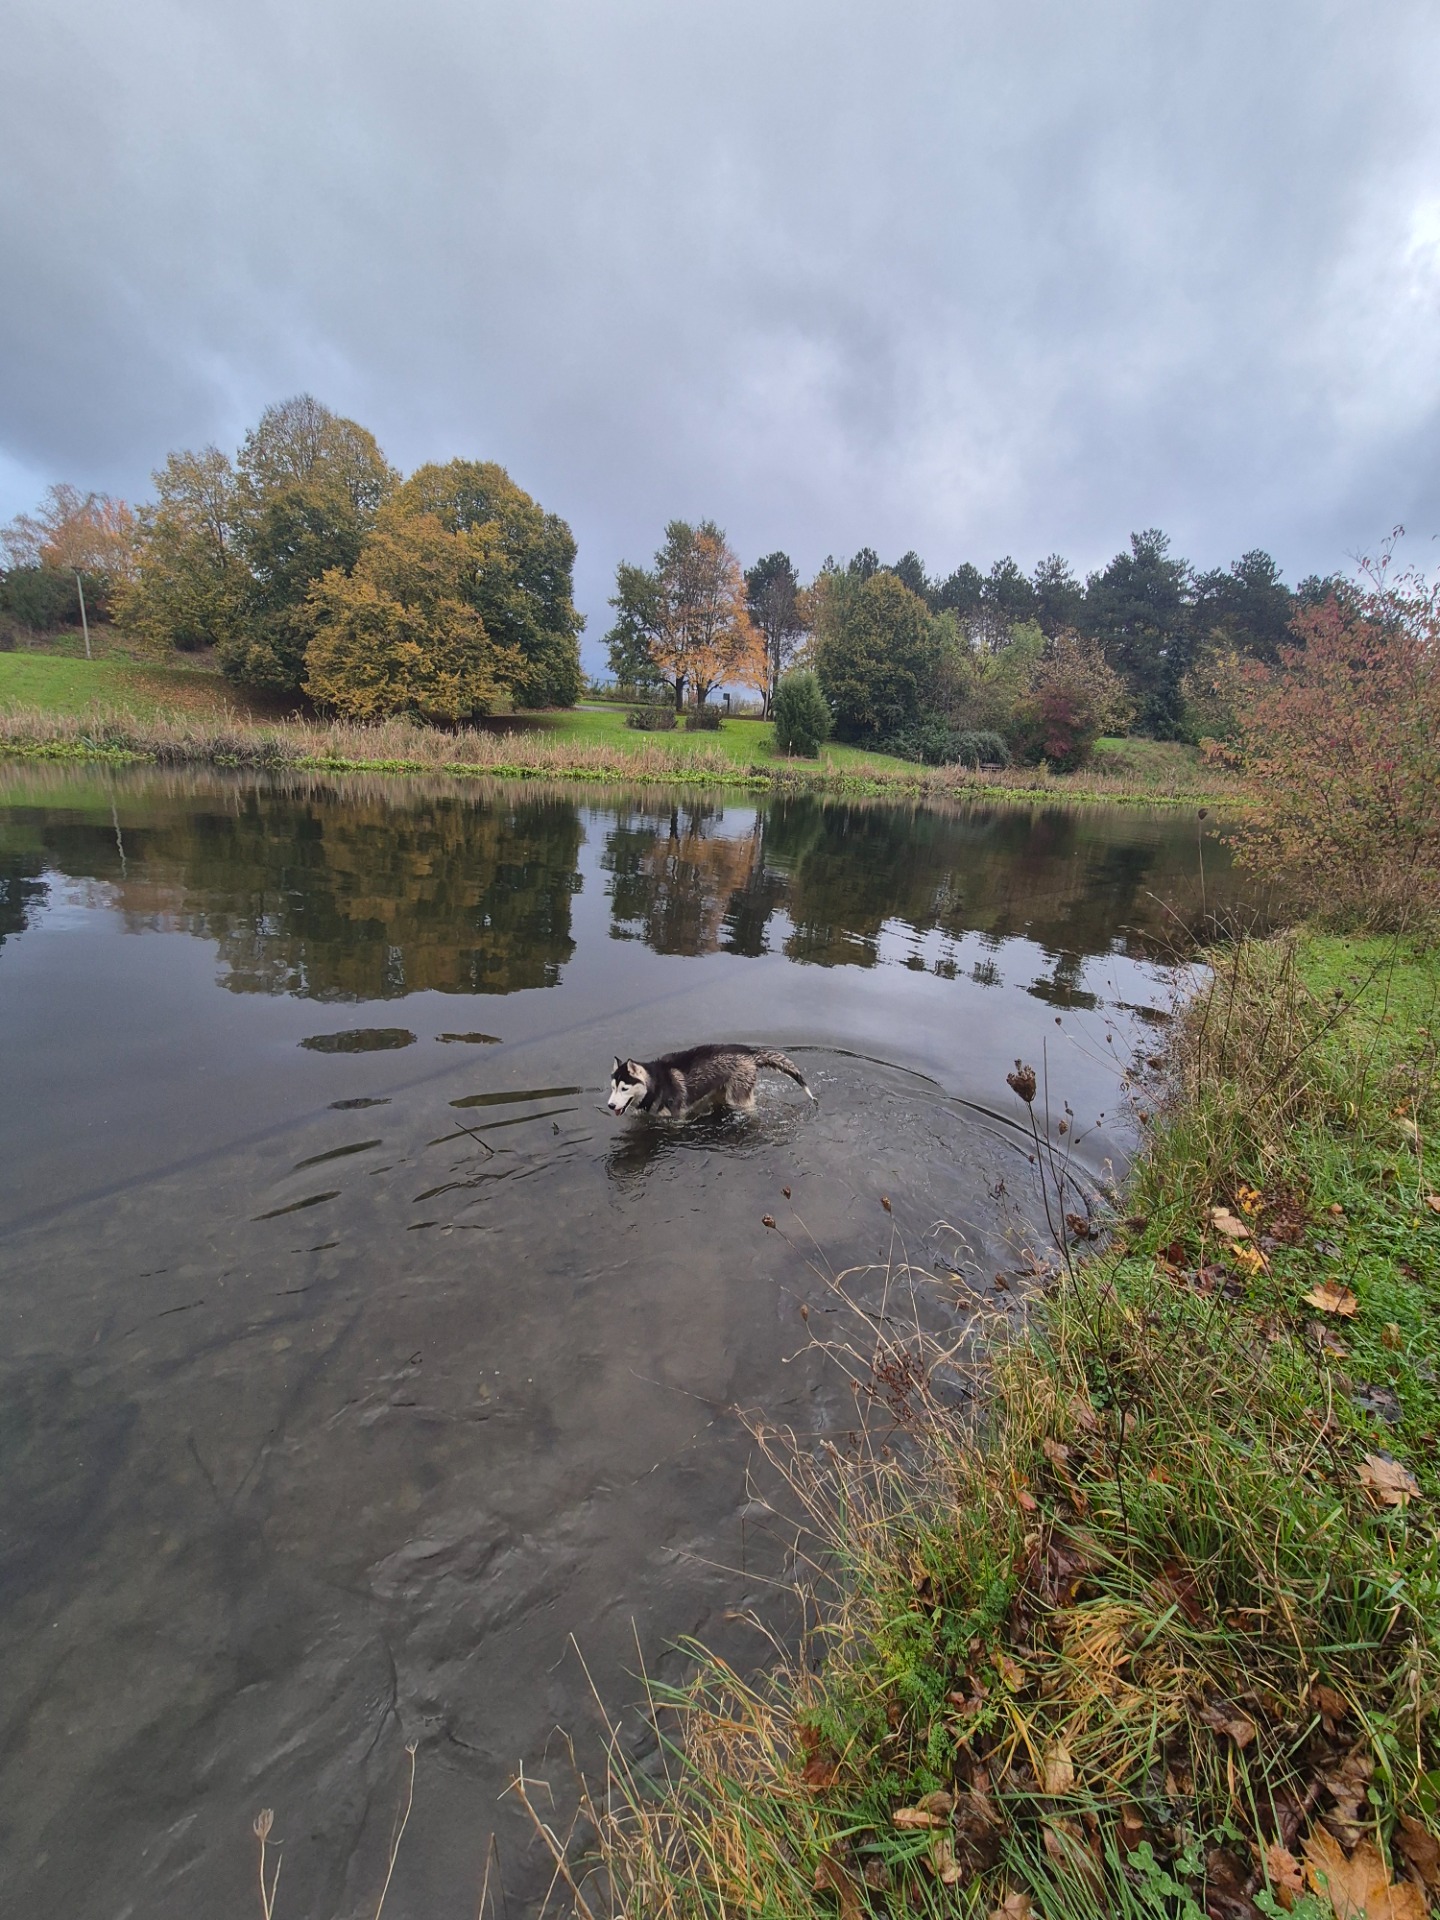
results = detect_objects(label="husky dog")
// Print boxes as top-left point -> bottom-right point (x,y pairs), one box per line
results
607,1044 -> 815,1117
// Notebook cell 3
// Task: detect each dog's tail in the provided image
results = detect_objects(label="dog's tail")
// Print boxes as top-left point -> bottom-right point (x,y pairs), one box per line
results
754,1048 -> 817,1101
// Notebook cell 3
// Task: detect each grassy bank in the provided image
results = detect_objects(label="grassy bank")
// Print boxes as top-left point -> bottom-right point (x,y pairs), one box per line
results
0,668 -> 1239,806
556,933 -> 1440,1918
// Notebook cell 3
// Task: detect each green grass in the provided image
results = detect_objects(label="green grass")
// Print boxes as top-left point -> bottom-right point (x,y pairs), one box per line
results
0,648 -> 280,720
527,704 -> 926,777
558,932 -> 1440,1919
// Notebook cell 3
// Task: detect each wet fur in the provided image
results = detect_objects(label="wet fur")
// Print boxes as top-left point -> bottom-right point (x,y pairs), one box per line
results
608,1044 -> 814,1118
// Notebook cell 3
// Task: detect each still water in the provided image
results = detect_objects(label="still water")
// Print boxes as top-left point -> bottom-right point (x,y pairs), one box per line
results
0,767 -> 1257,1916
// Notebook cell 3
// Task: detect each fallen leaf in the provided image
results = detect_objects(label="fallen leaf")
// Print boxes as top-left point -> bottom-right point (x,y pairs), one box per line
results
1199,1701 -> 1257,1748
1425,1195 -> 1440,1215
1323,1748 -> 1376,1844
1042,1437 -> 1071,1464
1016,1487 -> 1039,1513
1042,1820 -> 1103,1901
893,1804 -> 950,1830
1303,1827 -> 1426,1919
1382,1322 -> 1405,1350
813,1848 -> 863,1920
927,1834 -> 963,1884
1394,1814 -> 1440,1892
988,1894 -> 1034,1920
1210,1206 -> 1251,1239
1041,1740 -> 1075,1795
1117,1802 -> 1147,1856
1234,1242 -> 1269,1276
1068,1392 -> 1101,1433
801,1750 -> 839,1791
1310,1682 -> 1350,1730
1263,1840 -> 1305,1908
1305,1283 -> 1359,1317
995,1651 -> 1026,1690
1358,1453 -> 1421,1507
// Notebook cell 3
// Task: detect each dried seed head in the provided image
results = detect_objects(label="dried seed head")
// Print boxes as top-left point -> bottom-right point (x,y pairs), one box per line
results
254,1809 -> 274,1841
1007,1062 -> 1037,1104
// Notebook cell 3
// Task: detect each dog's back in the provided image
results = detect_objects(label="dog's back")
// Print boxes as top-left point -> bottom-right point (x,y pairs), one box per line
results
609,1043 -> 813,1116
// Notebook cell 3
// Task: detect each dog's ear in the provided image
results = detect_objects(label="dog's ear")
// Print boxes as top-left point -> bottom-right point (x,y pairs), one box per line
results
612,1056 -> 623,1074
626,1060 -> 643,1079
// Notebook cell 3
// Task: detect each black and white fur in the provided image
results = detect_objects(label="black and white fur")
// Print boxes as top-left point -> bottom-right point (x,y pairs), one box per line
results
607,1044 -> 814,1118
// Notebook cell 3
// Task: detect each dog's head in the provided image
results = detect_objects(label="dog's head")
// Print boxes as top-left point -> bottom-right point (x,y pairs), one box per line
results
607,1057 -> 650,1114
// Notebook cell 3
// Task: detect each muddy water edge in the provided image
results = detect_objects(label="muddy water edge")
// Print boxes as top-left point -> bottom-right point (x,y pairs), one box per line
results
0,766 -> 1265,1916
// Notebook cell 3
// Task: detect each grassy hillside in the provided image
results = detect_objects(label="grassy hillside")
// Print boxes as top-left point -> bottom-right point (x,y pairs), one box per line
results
0,649 -> 283,720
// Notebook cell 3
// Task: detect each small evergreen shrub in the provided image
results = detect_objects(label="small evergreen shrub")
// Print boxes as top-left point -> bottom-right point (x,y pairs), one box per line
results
880,721 -> 1011,767
684,704 -> 722,731
949,728 -> 1010,769
625,702 -> 677,731
771,670 -> 833,756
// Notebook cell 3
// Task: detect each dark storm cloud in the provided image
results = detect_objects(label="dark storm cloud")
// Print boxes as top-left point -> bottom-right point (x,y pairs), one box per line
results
4,0 -> 1439,653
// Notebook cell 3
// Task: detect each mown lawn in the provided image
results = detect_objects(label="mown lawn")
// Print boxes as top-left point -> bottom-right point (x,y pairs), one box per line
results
525,704 -> 924,777
0,649 -> 285,719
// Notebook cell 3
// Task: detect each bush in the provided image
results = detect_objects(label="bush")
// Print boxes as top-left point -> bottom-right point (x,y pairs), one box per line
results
0,566 -> 92,631
684,704 -> 722,731
1232,572 -> 1440,928
1009,631 -> 1133,772
625,702 -> 677,731
770,670 -> 833,756
880,720 -> 1011,767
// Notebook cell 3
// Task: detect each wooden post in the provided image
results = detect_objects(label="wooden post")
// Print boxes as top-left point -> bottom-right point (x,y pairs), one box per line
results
75,572 -> 92,660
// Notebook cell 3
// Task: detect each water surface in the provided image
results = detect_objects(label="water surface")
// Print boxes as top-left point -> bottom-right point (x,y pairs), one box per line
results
0,766 -> 1259,1916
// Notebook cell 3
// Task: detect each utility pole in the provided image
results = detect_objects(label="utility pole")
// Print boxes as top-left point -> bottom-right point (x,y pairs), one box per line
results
75,571 -> 92,660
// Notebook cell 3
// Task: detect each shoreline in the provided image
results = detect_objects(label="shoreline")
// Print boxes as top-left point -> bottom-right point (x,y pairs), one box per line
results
0,708 -> 1246,811
565,929 -> 1440,1917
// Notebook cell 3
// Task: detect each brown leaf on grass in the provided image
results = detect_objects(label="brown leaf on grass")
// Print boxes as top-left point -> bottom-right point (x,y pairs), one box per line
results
1154,1557 -> 1213,1628
1425,1194 -> 1440,1214
1262,1841 -> 1305,1909
1042,1820 -> 1104,1901
1357,1453 -> 1421,1507
1069,1392 -> 1101,1433
1382,1322 -> 1404,1350
1394,1814 -> 1440,1891
1305,1283 -> 1359,1317
988,1894 -> 1033,1920
1303,1828 -> 1426,1919
1041,1740 -> 1075,1795
892,1804 -> 950,1830
995,1650 -> 1026,1690
927,1834 -> 963,1884
1322,1749 -> 1376,1845
1199,1701 -> 1257,1749
813,1848 -> 864,1920
1310,1682 -> 1351,1733
1210,1205 -> 1251,1239
1016,1487 -> 1039,1513
801,1750 -> 839,1791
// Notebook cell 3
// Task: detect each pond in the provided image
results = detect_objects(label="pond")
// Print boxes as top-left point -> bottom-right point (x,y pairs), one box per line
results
0,766 -> 1263,1916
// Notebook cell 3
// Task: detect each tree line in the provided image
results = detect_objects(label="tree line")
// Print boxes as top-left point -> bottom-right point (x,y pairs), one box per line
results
606,527 -> 1344,767
3,400 -> 1345,759
0,395 -> 585,718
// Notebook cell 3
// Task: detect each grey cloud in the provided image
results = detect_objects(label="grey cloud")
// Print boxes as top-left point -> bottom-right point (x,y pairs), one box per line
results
3,0 -> 1439,658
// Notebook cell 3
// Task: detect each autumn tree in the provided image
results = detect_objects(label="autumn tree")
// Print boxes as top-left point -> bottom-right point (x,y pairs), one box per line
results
304,506 -> 524,721
744,551 -> 808,711
1232,559 -> 1440,927
609,521 -> 758,711
1009,630 -> 1133,771
398,460 -> 583,707
116,447 -> 246,652
1,483 -> 137,626
222,395 -> 396,691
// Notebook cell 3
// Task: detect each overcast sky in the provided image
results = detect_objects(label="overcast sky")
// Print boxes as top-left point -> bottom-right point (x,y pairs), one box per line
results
4,0 -> 1439,663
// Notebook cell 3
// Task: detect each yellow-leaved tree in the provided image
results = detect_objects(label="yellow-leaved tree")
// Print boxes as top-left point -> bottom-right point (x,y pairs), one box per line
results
609,520 -> 760,710
304,507 -> 524,721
